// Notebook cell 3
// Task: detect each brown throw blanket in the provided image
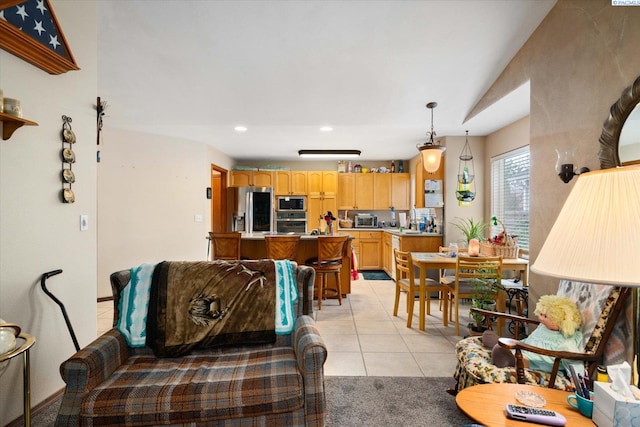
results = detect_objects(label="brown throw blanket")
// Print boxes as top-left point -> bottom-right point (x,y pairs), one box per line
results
147,260 -> 276,357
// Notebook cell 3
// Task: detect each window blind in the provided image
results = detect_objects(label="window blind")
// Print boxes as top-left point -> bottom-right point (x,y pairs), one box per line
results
491,146 -> 530,251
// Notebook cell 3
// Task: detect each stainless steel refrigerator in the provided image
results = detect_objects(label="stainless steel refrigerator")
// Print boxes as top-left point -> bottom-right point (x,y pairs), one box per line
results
228,187 -> 274,233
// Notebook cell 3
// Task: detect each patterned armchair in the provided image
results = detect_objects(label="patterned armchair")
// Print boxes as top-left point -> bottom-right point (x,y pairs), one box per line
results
453,280 -> 631,392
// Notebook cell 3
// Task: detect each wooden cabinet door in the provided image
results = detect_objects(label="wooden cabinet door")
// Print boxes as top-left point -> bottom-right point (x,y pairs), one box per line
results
230,171 -> 251,187
374,174 -> 392,210
307,171 -> 323,195
308,195 -> 323,230
274,171 -> 291,195
355,174 -> 374,210
338,173 -> 356,209
252,171 -> 273,187
383,232 -> 392,276
290,171 -> 308,195
359,231 -> 382,269
322,172 -> 338,196
391,173 -> 411,210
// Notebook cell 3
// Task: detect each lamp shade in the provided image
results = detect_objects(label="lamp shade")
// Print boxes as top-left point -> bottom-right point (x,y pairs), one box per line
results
531,165 -> 640,286
420,146 -> 445,173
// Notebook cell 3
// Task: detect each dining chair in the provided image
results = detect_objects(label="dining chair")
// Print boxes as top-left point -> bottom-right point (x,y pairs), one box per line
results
209,232 -> 242,260
447,255 -> 502,336
265,235 -> 301,260
393,249 -> 449,329
305,235 -> 349,310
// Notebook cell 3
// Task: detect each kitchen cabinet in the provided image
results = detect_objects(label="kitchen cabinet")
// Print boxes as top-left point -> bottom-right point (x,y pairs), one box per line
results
274,170 -> 307,195
391,174 -> 411,210
359,230 -> 382,270
229,170 -> 274,187
307,171 -> 338,229
383,232 -> 393,276
338,173 -> 410,211
337,173 -> 374,210
382,231 -> 443,277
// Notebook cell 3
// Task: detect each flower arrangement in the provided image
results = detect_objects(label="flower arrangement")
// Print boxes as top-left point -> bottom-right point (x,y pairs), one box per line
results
488,216 -> 516,246
481,216 -> 519,258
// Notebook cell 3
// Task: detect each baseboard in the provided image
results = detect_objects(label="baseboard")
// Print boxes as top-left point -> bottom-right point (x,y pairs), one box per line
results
5,388 -> 64,427
97,296 -> 113,303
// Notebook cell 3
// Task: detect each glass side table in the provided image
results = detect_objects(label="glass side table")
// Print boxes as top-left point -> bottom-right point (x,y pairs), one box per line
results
0,332 -> 36,426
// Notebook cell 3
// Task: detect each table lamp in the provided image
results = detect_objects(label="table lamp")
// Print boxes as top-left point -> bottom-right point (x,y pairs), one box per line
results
531,165 -> 640,382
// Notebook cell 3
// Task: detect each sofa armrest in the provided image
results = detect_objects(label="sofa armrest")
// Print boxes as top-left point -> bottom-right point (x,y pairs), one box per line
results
56,329 -> 130,426
293,315 -> 327,426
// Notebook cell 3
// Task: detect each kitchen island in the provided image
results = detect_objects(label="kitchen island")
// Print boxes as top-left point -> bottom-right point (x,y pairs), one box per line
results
240,233 -> 354,294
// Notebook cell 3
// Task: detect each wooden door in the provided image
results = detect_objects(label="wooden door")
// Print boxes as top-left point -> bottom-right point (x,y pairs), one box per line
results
290,171 -> 308,195
253,171 -> 273,187
211,165 -> 228,233
274,171 -> 291,195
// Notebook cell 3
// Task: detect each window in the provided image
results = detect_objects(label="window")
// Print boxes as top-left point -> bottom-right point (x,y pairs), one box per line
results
491,146 -> 530,251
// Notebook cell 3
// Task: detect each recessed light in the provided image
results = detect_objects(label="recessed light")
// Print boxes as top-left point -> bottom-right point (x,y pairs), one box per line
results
234,126 -> 248,132
320,126 -> 333,132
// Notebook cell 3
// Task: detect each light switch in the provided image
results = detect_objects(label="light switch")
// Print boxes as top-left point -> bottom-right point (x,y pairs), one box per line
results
194,214 -> 203,223
80,215 -> 89,231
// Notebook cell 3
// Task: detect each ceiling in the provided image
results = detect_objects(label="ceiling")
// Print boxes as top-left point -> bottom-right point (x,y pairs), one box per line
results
96,0 -> 556,162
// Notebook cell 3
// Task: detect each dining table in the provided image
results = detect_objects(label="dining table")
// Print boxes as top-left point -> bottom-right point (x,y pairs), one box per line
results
411,252 -> 529,334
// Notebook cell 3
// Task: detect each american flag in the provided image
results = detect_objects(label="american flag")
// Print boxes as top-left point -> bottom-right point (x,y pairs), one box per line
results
0,0 -> 62,53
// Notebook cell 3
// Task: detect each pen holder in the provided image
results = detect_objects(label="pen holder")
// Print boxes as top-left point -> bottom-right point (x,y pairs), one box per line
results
567,391 -> 593,418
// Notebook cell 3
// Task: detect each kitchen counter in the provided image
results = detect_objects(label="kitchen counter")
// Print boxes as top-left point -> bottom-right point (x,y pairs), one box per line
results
239,233 -> 354,294
337,228 -> 442,237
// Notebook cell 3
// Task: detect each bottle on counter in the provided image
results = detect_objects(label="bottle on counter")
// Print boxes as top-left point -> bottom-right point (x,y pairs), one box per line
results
390,160 -> 396,173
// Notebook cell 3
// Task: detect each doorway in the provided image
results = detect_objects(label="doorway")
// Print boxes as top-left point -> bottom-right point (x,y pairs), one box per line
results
210,165 -> 228,233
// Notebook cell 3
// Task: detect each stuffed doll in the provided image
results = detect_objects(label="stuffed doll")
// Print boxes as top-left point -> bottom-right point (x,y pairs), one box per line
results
481,294 -> 582,373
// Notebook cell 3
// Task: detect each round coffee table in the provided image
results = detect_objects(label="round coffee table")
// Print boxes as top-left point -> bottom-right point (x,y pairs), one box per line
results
456,383 -> 593,426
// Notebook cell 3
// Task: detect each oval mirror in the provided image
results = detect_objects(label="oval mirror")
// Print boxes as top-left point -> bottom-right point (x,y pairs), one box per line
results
598,75 -> 640,169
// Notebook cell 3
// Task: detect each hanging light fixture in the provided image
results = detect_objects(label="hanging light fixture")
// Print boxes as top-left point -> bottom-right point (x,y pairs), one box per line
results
417,102 -> 446,173
456,130 -> 476,203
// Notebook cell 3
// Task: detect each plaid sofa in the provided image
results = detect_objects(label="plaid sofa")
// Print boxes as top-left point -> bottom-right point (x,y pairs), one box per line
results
55,263 -> 327,427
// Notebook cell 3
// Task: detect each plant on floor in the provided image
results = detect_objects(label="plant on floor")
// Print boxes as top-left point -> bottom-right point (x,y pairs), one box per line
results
450,217 -> 488,243
469,265 -> 503,328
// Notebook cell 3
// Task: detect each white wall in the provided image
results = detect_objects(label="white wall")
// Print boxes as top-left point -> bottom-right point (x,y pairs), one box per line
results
441,135 -> 486,245
97,128 -> 233,298
0,1 -> 97,423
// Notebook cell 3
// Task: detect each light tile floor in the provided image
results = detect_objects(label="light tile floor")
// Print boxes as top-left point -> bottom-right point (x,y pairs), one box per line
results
96,275 -> 473,377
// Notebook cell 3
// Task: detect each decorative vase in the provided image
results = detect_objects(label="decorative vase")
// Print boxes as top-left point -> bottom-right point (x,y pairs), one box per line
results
0,318 -> 20,378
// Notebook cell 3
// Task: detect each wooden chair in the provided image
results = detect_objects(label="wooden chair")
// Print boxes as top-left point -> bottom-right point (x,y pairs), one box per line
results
209,232 -> 241,260
447,255 -> 502,336
453,282 -> 630,392
265,235 -> 300,260
306,235 -> 349,310
393,249 -> 450,329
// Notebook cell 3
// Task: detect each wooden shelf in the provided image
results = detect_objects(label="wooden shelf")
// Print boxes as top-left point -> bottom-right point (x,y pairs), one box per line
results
1,112 -> 38,140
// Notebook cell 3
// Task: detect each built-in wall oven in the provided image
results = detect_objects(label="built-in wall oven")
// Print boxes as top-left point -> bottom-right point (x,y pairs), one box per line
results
276,211 -> 307,234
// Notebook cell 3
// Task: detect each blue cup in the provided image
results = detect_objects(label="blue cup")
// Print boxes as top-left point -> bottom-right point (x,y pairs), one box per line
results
567,391 -> 593,418
419,222 -> 426,232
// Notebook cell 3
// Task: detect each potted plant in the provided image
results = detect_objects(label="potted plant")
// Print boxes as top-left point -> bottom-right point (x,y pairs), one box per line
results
450,217 -> 488,243
468,267 -> 503,332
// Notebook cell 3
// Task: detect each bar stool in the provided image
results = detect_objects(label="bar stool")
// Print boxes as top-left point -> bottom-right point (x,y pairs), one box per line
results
265,235 -> 301,260
306,235 -> 349,310
209,232 -> 241,260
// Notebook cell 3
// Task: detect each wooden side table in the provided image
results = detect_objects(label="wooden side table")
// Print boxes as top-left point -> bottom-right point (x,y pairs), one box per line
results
0,333 -> 36,426
456,383 -> 594,426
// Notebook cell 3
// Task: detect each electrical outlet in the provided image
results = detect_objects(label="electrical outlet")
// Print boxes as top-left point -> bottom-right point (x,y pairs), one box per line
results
194,214 -> 203,223
80,215 -> 89,231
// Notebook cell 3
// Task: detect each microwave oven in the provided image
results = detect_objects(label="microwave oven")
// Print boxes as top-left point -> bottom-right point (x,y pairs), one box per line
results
354,214 -> 378,228
277,196 -> 306,211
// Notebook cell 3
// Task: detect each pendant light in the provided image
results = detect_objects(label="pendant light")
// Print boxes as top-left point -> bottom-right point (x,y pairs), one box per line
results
456,130 -> 476,204
417,102 -> 446,173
